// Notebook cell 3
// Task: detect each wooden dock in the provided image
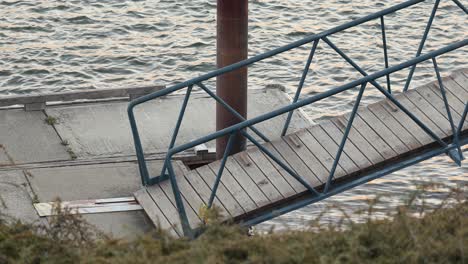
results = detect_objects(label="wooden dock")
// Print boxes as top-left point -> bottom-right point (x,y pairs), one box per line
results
136,69 -> 468,237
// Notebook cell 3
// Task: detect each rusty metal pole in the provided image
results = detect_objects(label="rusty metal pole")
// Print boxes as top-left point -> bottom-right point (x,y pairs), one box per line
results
216,0 -> 248,159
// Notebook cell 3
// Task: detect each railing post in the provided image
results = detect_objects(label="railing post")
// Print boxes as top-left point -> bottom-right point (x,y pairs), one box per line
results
324,83 -> 367,193
166,156 -> 193,237
432,58 -> 462,165
452,0 -> 468,14
403,0 -> 440,92
159,85 -> 193,182
197,82 -> 271,143
128,105 -> 151,185
208,132 -> 236,208
282,40 -> 320,136
380,16 -> 391,93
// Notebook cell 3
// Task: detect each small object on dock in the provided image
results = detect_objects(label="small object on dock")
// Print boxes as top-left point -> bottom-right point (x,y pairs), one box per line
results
194,144 -> 209,155
34,197 -> 142,217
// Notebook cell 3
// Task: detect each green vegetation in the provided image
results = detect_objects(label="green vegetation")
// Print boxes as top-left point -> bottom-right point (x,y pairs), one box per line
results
66,147 -> 77,160
44,116 -> 58,126
0,187 -> 466,263
59,139 -> 77,159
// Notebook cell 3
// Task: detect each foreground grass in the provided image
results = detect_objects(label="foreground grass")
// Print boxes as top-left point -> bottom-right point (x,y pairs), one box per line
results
1,191 -> 467,263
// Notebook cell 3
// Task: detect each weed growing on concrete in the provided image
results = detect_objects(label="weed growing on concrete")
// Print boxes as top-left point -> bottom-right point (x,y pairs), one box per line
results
31,194 -> 39,204
66,148 -> 77,160
44,116 -> 58,126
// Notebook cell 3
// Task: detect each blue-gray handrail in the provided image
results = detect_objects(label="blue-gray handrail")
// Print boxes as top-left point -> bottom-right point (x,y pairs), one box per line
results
128,0 -> 467,237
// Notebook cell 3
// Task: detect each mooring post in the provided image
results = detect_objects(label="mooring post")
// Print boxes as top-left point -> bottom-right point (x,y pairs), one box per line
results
216,0 -> 248,159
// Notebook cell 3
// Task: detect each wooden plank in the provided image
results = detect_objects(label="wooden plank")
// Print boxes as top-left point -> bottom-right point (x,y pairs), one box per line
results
223,157 -> 271,208
392,92 -> 447,138
0,85 -> 164,107
380,100 -> 433,145
245,146 -> 298,197
415,86 -> 462,132
285,133 -> 329,184
158,179 -> 202,229
254,144 -> 307,193
452,71 -> 468,93
134,189 -> 179,237
368,103 -> 422,151
331,116 -> 385,165
233,152 -> 284,203
307,125 -> 357,175
403,90 -> 453,136
440,77 -> 468,103
170,175 -> 205,223
342,112 -> 397,161
428,84 -> 466,115
146,185 -> 183,236
183,169 -> 231,218
449,76 -> 468,103
196,166 -> 245,217
295,129 -> 347,178
462,69 -> 468,81
320,120 -> 373,169
269,138 -> 323,187
357,108 -> 410,155
156,163 -> 202,228
208,160 -> 258,212
427,84 -> 468,130
453,71 -> 468,128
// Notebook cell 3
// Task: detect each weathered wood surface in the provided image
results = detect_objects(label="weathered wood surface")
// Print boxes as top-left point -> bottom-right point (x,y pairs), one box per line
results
136,70 -> 468,237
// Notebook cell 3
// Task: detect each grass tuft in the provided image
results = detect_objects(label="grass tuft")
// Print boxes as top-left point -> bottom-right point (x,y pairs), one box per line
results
66,147 -> 77,160
44,116 -> 58,126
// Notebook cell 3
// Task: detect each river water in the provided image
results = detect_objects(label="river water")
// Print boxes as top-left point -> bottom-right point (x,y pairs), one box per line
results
1,0 -> 467,229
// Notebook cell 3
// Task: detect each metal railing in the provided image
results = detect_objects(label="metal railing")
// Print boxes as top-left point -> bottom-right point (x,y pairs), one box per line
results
128,0 -> 467,237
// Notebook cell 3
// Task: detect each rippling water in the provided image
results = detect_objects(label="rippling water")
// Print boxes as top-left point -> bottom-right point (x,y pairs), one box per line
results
1,0 -> 467,229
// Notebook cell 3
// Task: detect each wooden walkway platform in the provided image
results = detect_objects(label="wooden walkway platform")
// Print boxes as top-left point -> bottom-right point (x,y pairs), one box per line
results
136,69 -> 468,237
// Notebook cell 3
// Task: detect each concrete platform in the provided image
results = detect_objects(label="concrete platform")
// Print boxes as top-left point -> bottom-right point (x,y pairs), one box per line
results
0,109 -> 69,164
46,88 -> 310,159
0,169 -> 39,224
0,147 -> 12,165
26,162 -> 145,201
0,86 -> 311,238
